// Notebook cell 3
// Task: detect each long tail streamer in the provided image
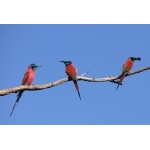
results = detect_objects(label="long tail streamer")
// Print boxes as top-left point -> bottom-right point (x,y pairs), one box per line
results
10,90 -> 24,116
73,80 -> 81,100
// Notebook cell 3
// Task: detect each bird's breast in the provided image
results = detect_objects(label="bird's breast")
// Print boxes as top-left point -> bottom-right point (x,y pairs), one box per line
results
26,73 -> 34,85
66,64 -> 77,79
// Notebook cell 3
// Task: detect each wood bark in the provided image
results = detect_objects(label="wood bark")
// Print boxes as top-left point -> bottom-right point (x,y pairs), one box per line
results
0,66 -> 150,96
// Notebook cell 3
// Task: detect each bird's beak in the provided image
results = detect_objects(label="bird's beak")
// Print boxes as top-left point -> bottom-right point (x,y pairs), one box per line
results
134,57 -> 141,61
37,65 -> 42,67
60,61 -> 65,63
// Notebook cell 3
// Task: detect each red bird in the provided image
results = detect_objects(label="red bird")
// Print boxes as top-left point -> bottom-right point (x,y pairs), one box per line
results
60,60 -> 81,100
116,57 -> 141,90
10,64 -> 41,116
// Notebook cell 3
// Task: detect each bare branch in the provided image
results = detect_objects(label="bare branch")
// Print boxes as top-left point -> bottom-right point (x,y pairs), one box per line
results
0,66 -> 150,96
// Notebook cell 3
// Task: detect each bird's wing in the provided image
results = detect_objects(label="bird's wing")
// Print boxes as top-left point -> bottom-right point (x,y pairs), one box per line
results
122,63 -> 128,74
22,71 -> 30,85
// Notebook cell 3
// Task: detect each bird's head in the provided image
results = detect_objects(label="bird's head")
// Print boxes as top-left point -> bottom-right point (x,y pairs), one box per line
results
129,57 -> 141,62
60,60 -> 72,66
30,64 -> 42,70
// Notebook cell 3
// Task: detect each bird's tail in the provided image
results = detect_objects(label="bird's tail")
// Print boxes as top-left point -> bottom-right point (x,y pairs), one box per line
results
10,90 -> 24,117
73,80 -> 81,100
116,73 -> 125,91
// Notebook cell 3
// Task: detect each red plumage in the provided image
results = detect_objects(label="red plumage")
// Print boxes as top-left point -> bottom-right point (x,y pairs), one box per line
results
61,61 -> 81,100
119,57 -> 133,84
73,80 -> 79,91
116,57 -> 141,90
66,63 -> 77,81
10,64 -> 38,116
22,66 -> 35,85
119,74 -> 125,84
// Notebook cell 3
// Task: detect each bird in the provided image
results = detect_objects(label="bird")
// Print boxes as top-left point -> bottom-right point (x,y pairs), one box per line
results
60,60 -> 81,100
10,64 -> 41,116
116,57 -> 141,90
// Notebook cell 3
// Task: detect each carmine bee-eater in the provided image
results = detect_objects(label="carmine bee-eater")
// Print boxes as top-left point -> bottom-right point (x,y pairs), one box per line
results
116,57 -> 141,90
60,60 -> 81,100
10,64 -> 41,116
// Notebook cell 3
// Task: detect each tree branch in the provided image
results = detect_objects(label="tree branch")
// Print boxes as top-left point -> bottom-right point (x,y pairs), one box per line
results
0,66 -> 150,96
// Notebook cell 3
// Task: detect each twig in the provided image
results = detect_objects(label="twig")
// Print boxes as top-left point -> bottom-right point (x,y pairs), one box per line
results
81,71 -> 89,77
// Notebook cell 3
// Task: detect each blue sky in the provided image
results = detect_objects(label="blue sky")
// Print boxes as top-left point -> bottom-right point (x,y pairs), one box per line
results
0,24 -> 150,125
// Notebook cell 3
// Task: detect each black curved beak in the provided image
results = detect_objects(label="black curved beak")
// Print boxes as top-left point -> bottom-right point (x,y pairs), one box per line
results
134,57 -> 141,61
60,61 -> 65,63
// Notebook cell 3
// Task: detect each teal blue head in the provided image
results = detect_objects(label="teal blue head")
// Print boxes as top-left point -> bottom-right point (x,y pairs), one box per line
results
60,61 -> 72,66
30,64 -> 42,70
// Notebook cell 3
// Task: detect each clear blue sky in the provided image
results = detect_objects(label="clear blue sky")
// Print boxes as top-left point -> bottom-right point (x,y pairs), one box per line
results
0,24 -> 150,125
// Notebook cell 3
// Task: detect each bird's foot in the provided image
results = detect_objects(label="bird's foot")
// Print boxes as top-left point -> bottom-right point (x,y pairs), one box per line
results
125,72 -> 130,77
68,77 -> 72,81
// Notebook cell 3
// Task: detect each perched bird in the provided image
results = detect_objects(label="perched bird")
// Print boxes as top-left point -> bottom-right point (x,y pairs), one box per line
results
60,60 -> 81,100
10,64 -> 41,116
116,57 -> 141,90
